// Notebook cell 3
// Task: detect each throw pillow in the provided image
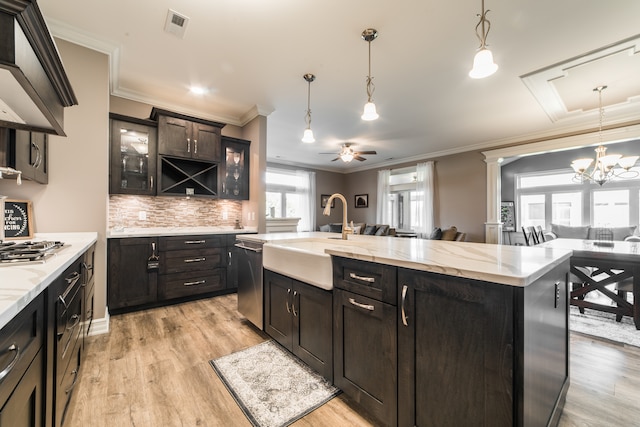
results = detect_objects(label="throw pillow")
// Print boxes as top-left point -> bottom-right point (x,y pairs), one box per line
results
551,224 -> 589,239
441,226 -> 458,241
363,225 -> 378,235
329,223 -> 343,233
429,227 -> 442,240
375,225 -> 389,236
319,224 -> 331,232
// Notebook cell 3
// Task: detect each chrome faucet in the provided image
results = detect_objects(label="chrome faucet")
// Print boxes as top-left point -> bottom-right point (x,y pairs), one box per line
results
322,193 -> 352,240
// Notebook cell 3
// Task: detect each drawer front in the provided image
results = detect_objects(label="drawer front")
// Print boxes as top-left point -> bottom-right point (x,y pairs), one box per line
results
159,235 -> 225,251
56,342 -> 82,427
159,269 -> 226,300
332,257 -> 397,304
161,248 -> 223,274
0,292 -> 44,407
56,284 -> 82,383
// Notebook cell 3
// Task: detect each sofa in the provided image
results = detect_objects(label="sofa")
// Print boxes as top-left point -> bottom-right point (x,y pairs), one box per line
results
544,224 -> 638,241
319,222 -> 395,236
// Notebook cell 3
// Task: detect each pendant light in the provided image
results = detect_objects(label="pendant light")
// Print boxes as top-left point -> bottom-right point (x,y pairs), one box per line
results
361,28 -> 379,121
570,86 -> 639,185
302,73 -> 316,143
469,0 -> 498,79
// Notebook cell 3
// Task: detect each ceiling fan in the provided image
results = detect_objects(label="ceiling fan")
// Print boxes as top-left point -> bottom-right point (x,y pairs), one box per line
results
319,143 -> 377,162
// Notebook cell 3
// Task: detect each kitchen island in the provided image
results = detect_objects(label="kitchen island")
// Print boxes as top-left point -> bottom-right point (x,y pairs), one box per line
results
238,232 -> 573,427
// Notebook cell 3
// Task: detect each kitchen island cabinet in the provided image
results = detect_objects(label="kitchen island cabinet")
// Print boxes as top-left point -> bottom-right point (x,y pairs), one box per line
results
264,269 -> 333,382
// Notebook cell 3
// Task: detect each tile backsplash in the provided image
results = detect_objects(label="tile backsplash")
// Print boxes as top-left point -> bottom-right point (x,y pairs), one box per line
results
109,195 -> 243,229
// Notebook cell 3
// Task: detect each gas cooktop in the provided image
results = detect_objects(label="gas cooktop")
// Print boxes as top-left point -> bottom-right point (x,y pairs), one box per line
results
0,241 -> 66,264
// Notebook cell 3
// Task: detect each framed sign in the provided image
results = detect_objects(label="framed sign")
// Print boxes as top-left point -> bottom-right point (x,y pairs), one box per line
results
500,201 -> 515,232
320,194 -> 335,209
4,199 -> 34,239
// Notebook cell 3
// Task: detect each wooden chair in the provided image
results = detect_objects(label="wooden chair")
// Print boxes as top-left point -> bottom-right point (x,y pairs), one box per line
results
534,226 -> 546,243
522,226 -> 538,246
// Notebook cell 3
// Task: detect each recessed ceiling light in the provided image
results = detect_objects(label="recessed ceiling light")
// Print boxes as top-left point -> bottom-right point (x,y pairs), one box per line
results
189,86 -> 207,95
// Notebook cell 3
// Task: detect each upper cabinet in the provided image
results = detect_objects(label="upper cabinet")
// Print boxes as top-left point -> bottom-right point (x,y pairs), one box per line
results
0,128 -> 48,184
109,114 -> 158,196
220,136 -> 251,200
0,1 -> 77,135
151,108 -> 225,163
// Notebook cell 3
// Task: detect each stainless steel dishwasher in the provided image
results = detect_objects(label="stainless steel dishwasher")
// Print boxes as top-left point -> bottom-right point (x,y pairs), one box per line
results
235,238 -> 264,330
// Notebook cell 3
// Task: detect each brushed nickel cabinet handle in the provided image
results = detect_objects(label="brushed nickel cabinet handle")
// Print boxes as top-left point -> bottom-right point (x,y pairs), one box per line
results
401,285 -> 409,326
0,344 -> 20,382
187,137 -> 191,153
184,280 -> 206,286
184,240 -> 206,244
286,288 -> 291,313
349,272 -> 375,283
65,369 -> 79,394
184,257 -> 206,263
67,314 -> 80,331
292,291 -> 298,317
150,175 -> 154,190
194,139 -> 198,154
348,297 -> 374,311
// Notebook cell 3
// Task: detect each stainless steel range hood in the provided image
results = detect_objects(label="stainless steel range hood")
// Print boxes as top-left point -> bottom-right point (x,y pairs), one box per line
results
0,1 -> 77,136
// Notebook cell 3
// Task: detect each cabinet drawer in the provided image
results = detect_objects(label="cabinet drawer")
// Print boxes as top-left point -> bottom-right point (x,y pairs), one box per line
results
159,269 -> 226,299
161,248 -> 223,274
56,342 -> 82,427
159,235 -> 225,251
0,292 -> 44,407
332,257 -> 397,304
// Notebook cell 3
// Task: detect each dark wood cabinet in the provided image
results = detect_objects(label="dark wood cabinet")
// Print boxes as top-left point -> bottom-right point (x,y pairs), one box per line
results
0,350 -> 44,427
81,244 -> 96,347
220,136 -> 250,200
107,237 -> 159,311
109,114 -> 158,195
0,128 -> 48,184
397,262 -> 569,427
264,270 -> 333,382
332,257 -> 397,426
152,108 -> 224,162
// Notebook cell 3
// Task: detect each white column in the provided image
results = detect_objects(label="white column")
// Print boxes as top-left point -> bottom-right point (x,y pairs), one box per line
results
484,157 -> 503,244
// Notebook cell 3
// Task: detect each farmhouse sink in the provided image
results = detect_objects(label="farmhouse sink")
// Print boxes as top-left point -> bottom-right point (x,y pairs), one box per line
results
262,238 -> 364,290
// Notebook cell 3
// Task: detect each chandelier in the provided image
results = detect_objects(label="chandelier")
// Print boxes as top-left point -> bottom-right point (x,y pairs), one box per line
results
571,86 -> 638,186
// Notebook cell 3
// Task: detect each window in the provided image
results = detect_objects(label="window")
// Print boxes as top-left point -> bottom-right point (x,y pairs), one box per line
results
519,194 -> 545,228
551,192 -> 582,226
592,189 -> 629,227
389,168 -> 419,230
265,168 -> 315,231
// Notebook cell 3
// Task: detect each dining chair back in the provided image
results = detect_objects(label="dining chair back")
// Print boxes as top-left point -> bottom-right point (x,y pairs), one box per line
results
522,226 -> 538,246
535,226 -> 546,243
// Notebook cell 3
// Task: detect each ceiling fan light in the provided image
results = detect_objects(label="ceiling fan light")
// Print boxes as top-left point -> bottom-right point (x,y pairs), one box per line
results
302,128 -> 315,143
469,48 -> 498,79
341,152 -> 354,162
361,102 -> 379,121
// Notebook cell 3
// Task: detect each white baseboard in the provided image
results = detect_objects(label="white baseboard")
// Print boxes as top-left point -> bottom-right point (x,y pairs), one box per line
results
87,309 -> 110,336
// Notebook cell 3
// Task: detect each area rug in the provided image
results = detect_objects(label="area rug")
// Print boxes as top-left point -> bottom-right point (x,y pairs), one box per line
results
209,340 -> 340,427
570,306 -> 640,347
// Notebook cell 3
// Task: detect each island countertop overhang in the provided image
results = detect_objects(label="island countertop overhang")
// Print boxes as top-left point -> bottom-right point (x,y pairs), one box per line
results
243,233 -> 572,287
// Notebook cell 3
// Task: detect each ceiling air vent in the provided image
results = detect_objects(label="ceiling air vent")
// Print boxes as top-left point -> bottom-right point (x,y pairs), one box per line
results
164,9 -> 189,38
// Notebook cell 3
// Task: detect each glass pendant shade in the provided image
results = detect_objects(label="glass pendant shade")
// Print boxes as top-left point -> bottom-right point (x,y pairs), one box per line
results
341,152 -> 354,162
619,156 -> 640,170
469,48 -> 498,79
302,128 -> 315,143
571,158 -> 593,173
361,102 -> 379,121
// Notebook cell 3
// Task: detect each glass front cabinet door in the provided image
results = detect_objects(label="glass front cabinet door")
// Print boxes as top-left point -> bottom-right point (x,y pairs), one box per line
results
109,113 -> 158,195
220,136 -> 251,200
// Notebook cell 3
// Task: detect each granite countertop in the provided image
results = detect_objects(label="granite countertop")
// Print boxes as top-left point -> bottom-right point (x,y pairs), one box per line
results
0,232 -> 98,330
250,232 -> 572,287
107,226 -> 258,238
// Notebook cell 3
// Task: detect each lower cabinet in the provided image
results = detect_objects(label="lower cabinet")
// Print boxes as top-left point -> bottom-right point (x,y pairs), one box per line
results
108,237 -> 159,311
397,262 -> 569,427
0,350 -> 44,426
264,270 -> 333,382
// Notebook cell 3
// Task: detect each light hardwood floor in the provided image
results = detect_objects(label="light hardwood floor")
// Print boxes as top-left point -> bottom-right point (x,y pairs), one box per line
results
65,294 -> 640,427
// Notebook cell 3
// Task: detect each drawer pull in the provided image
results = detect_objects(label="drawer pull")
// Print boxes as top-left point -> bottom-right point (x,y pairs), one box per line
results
0,344 -> 20,382
66,369 -> 79,394
67,314 -> 81,331
184,257 -> 206,263
286,288 -> 291,313
184,240 -> 206,244
349,272 -> 375,283
348,298 -> 374,311
184,280 -> 206,286
292,291 -> 298,317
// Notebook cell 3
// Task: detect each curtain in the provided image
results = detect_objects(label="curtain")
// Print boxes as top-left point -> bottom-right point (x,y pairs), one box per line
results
415,161 -> 434,238
295,170 -> 315,231
376,169 -> 392,224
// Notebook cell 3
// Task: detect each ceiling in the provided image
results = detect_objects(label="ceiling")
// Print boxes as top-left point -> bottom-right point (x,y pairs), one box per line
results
38,0 -> 640,172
